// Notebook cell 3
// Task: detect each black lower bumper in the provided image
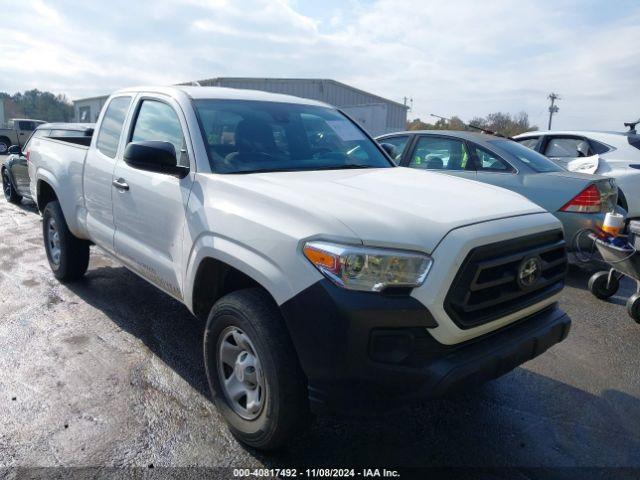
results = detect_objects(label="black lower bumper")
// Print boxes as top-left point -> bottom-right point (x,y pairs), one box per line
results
280,280 -> 571,414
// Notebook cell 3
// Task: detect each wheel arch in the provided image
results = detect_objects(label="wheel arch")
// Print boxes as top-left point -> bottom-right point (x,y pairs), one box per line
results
185,235 -> 297,321
36,177 -> 59,213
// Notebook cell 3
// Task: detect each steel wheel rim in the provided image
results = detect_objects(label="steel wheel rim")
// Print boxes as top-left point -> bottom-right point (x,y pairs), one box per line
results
47,217 -> 61,266
217,326 -> 265,420
2,171 -> 11,198
0,143 -> 7,154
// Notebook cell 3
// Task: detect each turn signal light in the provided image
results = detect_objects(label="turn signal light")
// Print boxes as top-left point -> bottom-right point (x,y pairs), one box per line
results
560,184 -> 602,213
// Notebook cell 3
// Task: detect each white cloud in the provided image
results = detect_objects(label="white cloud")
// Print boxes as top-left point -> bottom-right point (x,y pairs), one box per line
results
0,0 -> 638,130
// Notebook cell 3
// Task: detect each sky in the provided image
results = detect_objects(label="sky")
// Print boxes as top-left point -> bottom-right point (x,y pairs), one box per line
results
0,0 -> 638,130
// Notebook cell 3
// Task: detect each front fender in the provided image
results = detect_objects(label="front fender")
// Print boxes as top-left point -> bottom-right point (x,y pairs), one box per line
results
183,233 -> 307,314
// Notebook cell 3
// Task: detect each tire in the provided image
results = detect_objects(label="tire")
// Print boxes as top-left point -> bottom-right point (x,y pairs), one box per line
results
2,168 -> 22,204
42,201 -> 90,282
626,293 -> 640,324
588,271 -> 619,300
0,139 -> 9,155
203,288 -> 309,450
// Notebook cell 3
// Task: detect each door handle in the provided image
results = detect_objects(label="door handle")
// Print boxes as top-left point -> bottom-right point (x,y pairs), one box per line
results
112,178 -> 129,191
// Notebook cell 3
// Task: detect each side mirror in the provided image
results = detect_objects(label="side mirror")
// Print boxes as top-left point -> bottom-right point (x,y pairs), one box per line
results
8,145 -> 21,155
123,141 -> 188,178
380,143 -> 398,160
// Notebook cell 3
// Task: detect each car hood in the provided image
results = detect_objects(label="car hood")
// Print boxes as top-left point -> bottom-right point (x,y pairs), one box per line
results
220,167 -> 545,253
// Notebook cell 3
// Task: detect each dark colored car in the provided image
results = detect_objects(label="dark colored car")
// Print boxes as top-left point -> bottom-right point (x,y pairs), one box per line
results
2,123 -> 94,203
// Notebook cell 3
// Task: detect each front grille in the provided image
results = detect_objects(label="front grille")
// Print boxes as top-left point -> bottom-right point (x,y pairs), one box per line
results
444,230 -> 567,329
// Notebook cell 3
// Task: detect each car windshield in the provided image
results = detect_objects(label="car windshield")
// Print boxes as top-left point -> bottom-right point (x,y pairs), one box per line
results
489,139 -> 563,173
193,99 -> 393,173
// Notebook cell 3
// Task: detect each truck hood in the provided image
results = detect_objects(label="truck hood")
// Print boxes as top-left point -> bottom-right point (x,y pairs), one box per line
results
220,167 -> 544,253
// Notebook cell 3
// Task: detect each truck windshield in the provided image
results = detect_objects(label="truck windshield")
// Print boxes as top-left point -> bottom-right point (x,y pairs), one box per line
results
193,99 -> 393,173
488,139 -> 564,173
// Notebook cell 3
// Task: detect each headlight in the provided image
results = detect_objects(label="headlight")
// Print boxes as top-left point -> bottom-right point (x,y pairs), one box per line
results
302,241 -> 432,292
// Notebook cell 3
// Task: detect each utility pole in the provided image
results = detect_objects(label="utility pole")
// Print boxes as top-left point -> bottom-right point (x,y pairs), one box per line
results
403,96 -> 413,112
548,93 -> 560,130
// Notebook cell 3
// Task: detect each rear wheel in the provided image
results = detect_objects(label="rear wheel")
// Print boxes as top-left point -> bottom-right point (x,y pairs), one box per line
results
588,271 -> 619,300
0,139 -> 9,155
2,168 -> 21,204
203,288 -> 309,450
43,201 -> 90,282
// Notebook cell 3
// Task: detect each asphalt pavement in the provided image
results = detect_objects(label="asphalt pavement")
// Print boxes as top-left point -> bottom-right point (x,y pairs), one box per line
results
0,188 -> 639,472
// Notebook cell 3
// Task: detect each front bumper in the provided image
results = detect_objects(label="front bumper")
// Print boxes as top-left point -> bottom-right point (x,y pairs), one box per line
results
280,279 -> 571,414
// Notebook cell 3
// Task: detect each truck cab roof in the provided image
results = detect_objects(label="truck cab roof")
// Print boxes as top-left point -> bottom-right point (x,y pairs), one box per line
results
111,85 -> 332,108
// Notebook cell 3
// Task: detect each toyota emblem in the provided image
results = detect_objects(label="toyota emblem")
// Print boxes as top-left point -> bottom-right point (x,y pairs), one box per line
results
518,256 -> 542,289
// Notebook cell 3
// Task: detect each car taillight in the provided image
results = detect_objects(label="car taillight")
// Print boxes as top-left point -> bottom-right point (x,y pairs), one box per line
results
25,149 -> 30,162
560,184 -> 602,213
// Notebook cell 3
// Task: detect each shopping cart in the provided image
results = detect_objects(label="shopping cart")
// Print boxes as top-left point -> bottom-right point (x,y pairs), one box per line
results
587,222 -> 640,323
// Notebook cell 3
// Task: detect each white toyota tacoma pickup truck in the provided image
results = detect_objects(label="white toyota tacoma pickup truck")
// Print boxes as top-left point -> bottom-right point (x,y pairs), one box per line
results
29,86 -> 571,449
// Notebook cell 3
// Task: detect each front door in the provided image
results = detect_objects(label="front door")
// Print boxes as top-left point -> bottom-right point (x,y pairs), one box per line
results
112,96 -> 194,300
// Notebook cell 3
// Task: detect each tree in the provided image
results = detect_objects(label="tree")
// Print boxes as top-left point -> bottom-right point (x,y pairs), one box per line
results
1,89 -> 73,124
406,111 -> 537,136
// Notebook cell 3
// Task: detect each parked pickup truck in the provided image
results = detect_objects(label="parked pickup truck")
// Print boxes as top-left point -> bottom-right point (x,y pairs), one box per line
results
29,86 -> 571,449
0,118 -> 46,154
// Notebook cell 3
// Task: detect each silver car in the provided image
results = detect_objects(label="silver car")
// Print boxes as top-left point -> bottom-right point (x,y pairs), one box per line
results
377,130 -> 620,251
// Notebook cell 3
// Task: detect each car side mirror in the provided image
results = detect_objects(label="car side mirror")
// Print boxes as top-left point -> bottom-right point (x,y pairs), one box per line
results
8,145 -> 21,155
123,141 -> 188,178
380,143 -> 398,160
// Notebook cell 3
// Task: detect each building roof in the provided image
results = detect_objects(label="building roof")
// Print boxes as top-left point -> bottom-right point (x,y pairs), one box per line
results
193,77 -> 409,109
73,78 -> 409,110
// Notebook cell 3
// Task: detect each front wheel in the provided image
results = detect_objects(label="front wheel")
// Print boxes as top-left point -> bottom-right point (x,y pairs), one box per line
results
203,288 -> 309,450
2,168 -> 22,204
43,201 -> 90,282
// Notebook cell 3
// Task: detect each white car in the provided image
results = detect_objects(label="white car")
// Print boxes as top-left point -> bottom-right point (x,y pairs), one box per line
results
514,128 -> 640,218
28,86 -> 571,449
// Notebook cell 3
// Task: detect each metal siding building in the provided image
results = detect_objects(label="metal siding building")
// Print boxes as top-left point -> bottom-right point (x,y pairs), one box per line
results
195,78 -> 408,136
73,78 -> 408,136
73,95 -> 108,123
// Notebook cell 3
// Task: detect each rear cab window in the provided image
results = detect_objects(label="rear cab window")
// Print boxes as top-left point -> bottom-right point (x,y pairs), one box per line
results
96,96 -> 132,158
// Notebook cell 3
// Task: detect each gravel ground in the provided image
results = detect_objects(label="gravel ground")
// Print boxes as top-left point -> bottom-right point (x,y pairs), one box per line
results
0,190 -> 639,471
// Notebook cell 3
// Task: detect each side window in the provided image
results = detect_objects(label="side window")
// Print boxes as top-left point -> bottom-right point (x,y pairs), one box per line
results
590,139 -> 611,155
517,137 -> 539,150
473,146 -> 514,172
409,136 -> 470,171
96,96 -> 132,158
544,137 -> 591,158
131,100 -> 188,167
79,106 -> 91,122
18,121 -> 36,131
379,136 -> 410,161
